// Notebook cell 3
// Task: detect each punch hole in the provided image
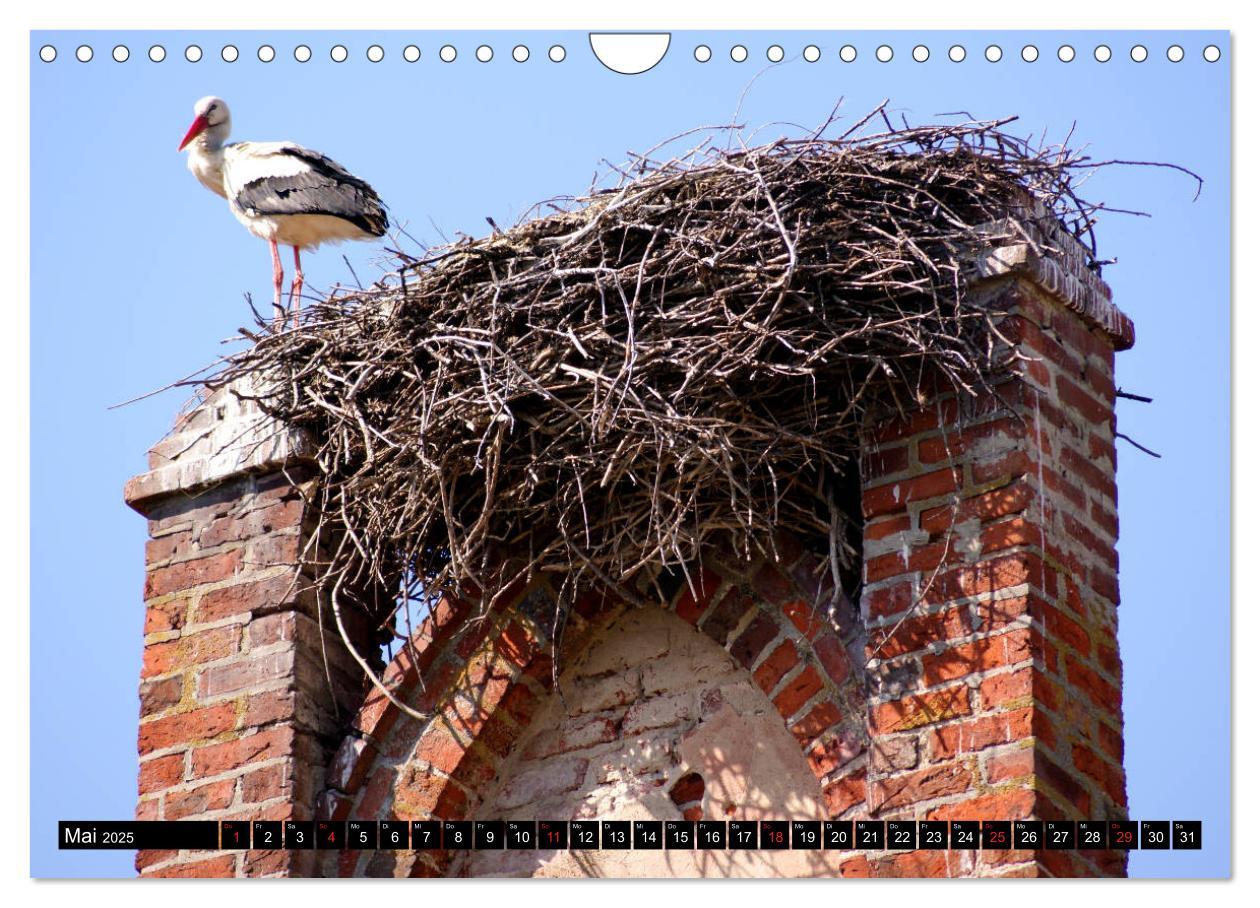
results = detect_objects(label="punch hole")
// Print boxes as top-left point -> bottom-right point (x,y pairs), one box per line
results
331,45 -> 349,63
112,45 -> 129,63
985,45 -> 1002,62
439,45 -> 456,62
803,45 -> 820,62
148,45 -> 165,63
512,45 -> 529,62
38,45 -> 56,62
1167,45 -> 1184,62
1021,45 -> 1038,62
75,45 -> 92,63
185,45 -> 202,63
221,45 -> 239,63
912,45 -> 929,62
694,45 -> 711,62
767,45 -> 784,62
1057,45 -> 1075,62
549,45 -> 566,62
839,45 -> 857,63
404,45 -> 421,62
875,45 -> 893,62
948,45 -> 965,62
1094,45 -> 1111,62
1130,45 -> 1148,62
730,45 -> 748,62
1204,45 -> 1220,62
295,45 -> 312,62
367,45 -> 385,63
476,45 -> 493,62
257,45 -> 275,63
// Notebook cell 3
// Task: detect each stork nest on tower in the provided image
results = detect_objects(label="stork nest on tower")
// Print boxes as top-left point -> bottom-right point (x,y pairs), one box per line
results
204,111 -> 1137,695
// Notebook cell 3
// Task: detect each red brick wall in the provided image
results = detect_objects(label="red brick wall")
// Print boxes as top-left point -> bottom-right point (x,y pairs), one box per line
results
125,233 -> 1134,878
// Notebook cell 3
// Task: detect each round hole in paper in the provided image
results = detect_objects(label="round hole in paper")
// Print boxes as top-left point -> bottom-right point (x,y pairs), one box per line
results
730,45 -> 748,62
512,45 -> 529,62
1021,44 -> 1038,63
294,45 -> 312,62
948,45 -> 965,62
1057,45 -> 1075,62
1130,45 -> 1148,62
876,44 -> 893,62
367,45 -> 385,63
767,44 -> 784,62
803,45 -> 820,62
1094,45 -> 1111,63
330,45 -> 349,63
75,45 -> 93,63
112,45 -> 129,63
148,45 -> 165,63
1167,45 -> 1184,63
257,45 -> 275,63
476,45 -> 493,62
548,45 -> 566,63
1203,45 -> 1221,62
185,44 -> 202,63
403,45 -> 421,62
912,45 -> 929,62
839,45 -> 857,63
39,45 -> 56,63
985,45 -> 1002,62
221,45 -> 239,63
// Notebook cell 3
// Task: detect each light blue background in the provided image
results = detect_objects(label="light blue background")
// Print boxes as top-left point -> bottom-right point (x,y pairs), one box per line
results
30,29 -> 1230,878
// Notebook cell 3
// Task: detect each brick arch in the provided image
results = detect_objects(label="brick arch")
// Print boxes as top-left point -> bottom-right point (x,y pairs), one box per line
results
317,543 -> 871,878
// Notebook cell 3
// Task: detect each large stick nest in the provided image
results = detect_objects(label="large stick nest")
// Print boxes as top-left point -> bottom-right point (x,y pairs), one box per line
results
210,113 -> 1117,660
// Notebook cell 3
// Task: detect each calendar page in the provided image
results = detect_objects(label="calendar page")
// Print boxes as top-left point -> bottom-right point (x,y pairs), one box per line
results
28,20 -> 1229,883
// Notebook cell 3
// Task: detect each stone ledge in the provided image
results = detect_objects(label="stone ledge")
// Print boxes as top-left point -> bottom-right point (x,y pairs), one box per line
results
124,378 -> 315,515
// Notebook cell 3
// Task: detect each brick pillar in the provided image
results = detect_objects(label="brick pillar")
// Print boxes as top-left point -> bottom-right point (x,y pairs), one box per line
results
858,232 -> 1132,877
124,381 -> 374,877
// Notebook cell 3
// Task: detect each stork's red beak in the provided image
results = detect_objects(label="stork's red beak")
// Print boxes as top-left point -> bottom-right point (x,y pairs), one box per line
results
178,114 -> 210,151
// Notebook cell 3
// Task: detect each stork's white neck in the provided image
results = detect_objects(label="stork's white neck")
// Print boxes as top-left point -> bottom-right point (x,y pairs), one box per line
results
186,137 -> 228,200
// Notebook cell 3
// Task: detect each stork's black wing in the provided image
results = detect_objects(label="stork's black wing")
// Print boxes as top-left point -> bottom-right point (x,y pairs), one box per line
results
229,142 -> 389,237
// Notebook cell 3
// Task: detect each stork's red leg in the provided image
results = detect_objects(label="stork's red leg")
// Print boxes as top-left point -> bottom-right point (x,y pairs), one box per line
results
289,246 -> 304,328
269,239 -> 285,327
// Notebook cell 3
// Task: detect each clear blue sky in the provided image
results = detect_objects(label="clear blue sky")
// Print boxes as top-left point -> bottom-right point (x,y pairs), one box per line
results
30,29 -> 1229,878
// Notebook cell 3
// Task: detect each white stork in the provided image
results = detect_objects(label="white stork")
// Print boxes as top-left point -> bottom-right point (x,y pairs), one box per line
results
178,96 -> 389,325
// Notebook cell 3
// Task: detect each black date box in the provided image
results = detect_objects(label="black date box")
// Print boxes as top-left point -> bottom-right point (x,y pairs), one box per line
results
824,820 -> 854,850
887,821 -> 915,850
379,821 -> 408,849
570,821 -> 599,849
1045,820 -> 1075,850
633,821 -> 663,849
220,821 -> 249,850
348,820 -> 377,849
982,820 -> 1012,849
506,820 -> 536,850
443,821 -> 472,850
1108,820 -> 1138,850
791,820 -> 822,850
760,821 -> 790,850
698,821 -> 727,849
1140,820 -> 1170,850
538,821 -> 569,850
410,821 -> 442,850
665,821 -> 695,849
283,821 -> 314,850
1173,821 -> 1202,850
949,821 -> 979,850
729,821 -> 758,850
1013,820 -> 1043,849
474,820 -> 504,849
601,821 -> 632,850
856,821 -> 885,850
252,820 -> 282,850
918,821 -> 947,850
1077,820 -> 1106,850
316,821 -> 345,849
